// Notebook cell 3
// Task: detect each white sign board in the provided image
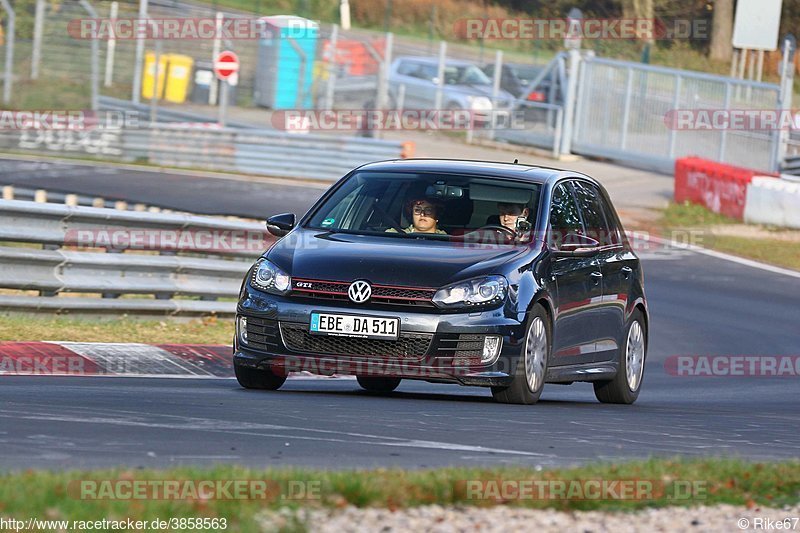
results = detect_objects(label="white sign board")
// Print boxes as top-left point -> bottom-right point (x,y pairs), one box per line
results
732,0 -> 783,51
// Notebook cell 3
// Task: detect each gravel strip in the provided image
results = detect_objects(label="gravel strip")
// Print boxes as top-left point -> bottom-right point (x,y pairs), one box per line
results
259,504 -> 800,532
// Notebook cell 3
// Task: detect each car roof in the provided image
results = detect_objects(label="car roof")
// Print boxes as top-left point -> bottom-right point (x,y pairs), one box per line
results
395,56 -> 478,68
355,158 -> 591,185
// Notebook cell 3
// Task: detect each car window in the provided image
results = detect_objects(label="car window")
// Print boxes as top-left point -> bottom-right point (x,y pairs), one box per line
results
449,65 -> 492,85
572,181 -> 613,246
592,185 -> 623,245
418,64 -> 438,82
575,181 -> 620,246
306,172 -> 541,245
396,61 -> 416,76
549,182 -> 582,248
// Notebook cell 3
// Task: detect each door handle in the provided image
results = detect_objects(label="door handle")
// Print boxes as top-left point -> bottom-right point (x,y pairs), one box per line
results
621,266 -> 632,279
589,271 -> 603,285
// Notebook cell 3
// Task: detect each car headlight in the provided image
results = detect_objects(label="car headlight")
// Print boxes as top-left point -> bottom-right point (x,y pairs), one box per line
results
432,275 -> 508,309
466,96 -> 492,111
250,259 -> 291,295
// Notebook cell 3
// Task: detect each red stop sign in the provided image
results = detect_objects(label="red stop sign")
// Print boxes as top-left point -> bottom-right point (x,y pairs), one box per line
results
214,51 -> 240,80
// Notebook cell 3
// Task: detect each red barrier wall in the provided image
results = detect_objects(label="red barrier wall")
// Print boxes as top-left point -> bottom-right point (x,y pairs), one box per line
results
674,157 -> 763,220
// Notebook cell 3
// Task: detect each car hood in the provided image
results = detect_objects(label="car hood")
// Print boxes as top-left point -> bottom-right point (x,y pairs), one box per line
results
266,229 -> 528,288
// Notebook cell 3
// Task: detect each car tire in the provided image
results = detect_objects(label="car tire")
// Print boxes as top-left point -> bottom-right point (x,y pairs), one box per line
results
491,304 -> 550,405
593,309 -> 647,404
234,362 -> 287,390
356,376 -> 401,393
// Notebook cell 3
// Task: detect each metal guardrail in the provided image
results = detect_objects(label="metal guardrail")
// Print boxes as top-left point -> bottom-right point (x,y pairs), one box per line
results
98,96 -> 259,130
0,200 -> 270,317
0,123 -> 409,182
123,125 -> 408,181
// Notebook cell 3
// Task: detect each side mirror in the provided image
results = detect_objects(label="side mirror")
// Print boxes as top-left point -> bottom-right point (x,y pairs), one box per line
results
551,233 -> 600,257
266,213 -> 296,237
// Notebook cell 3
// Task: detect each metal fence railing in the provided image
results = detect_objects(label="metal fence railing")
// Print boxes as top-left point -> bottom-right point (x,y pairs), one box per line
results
572,57 -> 783,174
0,199 -> 270,316
0,123 -> 409,181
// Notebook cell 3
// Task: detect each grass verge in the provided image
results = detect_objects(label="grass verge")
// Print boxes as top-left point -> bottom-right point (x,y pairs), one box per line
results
0,315 -> 233,344
0,459 -> 797,530
655,202 -> 800,271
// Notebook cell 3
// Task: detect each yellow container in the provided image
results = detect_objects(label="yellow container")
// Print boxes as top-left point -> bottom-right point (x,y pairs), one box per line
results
142,52 -> 168,100
163,54 -> 194,104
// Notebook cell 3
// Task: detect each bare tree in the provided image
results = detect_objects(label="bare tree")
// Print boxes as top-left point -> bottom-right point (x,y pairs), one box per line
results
621,0 -> 655,45
710,0 -> 734,61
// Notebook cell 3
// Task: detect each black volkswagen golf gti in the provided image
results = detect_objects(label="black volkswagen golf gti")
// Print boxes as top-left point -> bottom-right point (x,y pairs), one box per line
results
234,159 -> 648,405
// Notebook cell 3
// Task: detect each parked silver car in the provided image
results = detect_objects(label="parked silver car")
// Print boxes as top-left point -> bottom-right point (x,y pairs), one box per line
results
388,57 -> 515,117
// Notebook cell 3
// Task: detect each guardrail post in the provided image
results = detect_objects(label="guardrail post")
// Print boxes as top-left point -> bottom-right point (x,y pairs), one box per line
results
78,0 -> 100,111
559,48 -> 582,155
324,24 -> 338,110
668,75 -> 681,159
209,12 -> 223,105
375,32 -> 393,114
31,0 -> 45,80
619,67 -> 633,150
104,1 -> 119,87
488,50 -> 502,142
434,41 -> 446,110
718,81 -> 731,163
0,0 -> 15,104
131,0 -> 148,104
772,38 -> 795,172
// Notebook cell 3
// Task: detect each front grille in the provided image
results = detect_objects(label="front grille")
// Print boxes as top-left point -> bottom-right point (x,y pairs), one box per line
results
245,316 -> 280,352
280,323 -> 432,360
291,278 -> 436,308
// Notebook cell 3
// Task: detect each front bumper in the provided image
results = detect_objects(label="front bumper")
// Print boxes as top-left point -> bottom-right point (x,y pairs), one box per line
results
233,289 -> 527,387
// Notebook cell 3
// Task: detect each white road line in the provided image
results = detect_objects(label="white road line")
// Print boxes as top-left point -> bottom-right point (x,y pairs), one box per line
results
0,410 -> 547,458
643,235 -> 800,279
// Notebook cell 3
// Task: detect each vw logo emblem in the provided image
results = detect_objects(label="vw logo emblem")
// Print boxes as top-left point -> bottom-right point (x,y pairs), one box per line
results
348,280 -> 372,303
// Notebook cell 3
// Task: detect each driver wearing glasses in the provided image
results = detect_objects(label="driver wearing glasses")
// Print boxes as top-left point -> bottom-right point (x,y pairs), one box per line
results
386,198 -> 448,235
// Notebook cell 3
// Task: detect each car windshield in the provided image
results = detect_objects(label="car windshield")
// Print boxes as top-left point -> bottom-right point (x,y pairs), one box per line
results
445,65 -> 492,86
306,172 -> 541,245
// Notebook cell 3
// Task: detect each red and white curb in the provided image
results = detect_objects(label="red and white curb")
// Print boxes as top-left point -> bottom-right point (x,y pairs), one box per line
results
0,341 -> 346,379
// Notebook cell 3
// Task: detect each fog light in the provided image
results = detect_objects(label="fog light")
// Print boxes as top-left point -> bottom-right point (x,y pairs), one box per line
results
238,316 -> 248,344
482,335 -> 502,363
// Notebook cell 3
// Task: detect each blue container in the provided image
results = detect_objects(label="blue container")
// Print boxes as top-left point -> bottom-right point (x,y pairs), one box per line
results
254,15 -> 319,110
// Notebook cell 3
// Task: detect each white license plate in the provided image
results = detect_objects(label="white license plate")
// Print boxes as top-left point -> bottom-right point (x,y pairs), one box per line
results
309,312 -> 399,340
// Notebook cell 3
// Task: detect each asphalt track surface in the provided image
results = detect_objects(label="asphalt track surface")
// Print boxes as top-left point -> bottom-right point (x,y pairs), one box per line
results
0,158 -> 325,218
1,158 -> 798,470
